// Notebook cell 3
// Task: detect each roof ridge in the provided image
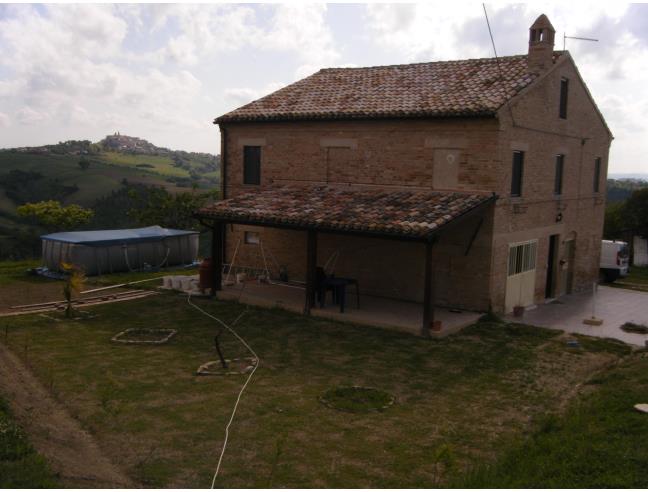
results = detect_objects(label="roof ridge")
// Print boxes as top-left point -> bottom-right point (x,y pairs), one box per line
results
319,53 -> 530,72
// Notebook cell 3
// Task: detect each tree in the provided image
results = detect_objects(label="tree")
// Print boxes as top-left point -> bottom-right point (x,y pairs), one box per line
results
625,188 -> 648,238
78,158 -> 90,170
17,200 -> 94,231
60,262 -> 86,318
604,202 -> 626,240
127,187 -> 218,230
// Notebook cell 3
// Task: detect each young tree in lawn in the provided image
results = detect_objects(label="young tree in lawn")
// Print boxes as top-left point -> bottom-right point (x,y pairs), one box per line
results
60,262 -> 86,318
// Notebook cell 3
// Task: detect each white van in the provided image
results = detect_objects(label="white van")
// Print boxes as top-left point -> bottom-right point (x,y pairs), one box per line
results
600,240 -> 630,282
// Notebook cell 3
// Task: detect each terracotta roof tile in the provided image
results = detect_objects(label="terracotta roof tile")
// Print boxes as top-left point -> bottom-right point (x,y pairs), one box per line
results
216,53 -> 564,123
197,186 -> 496,240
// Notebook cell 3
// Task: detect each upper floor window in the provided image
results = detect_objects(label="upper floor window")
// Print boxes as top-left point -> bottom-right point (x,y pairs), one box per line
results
511,151 -> 524,197
554,154 -> 565,195
559,78 -> 569,119
243,146 -> 261,185
593,157 -> 601,193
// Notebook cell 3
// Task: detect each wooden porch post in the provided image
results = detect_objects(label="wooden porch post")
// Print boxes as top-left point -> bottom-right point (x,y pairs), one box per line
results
210,222 -> 224,296
421,238 -> 436,338
304,229 -> 317,315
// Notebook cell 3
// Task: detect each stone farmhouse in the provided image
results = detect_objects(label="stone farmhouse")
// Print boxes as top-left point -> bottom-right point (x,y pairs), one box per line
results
197,15 -> 612,335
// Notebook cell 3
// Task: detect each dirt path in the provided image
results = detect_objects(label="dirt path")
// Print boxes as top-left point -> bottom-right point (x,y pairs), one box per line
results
0,342 -> 136,488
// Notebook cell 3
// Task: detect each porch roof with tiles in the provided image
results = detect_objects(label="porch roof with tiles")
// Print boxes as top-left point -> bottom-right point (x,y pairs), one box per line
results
196,185 -> 496,241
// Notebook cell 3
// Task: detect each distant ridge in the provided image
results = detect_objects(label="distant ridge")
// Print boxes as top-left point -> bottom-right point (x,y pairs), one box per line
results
4,133 -> 217,161
609,173 -> 648,181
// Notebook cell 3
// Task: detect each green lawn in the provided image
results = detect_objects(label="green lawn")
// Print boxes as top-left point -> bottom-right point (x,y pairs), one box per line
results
0,397 -> 58,488
627,265 -> 648,285
1,292 -> 633,488
613,265 -> 648,292
459,353 -> 648,487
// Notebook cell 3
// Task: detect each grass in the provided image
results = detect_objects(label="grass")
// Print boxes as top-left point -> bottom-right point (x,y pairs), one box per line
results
97,152 -> 191,178
0,260 -> 201,318
0,292 -> 632,487
0,397 -> 58,488
458,352 -> 648,488
320,386 -> 394,413
0,259 -> 40,282
0,151 -> 217,240
612,266 -> 648,292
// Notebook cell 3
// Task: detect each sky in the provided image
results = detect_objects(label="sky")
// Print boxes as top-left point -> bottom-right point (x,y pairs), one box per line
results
0,2 -> 647,173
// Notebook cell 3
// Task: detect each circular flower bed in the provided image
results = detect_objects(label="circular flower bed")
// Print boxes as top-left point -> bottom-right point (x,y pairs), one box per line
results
319,386 -> 395,413
196,357 -> 258,376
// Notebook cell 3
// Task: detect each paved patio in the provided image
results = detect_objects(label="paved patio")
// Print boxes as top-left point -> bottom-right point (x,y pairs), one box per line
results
506,285 -> 648,346
216,280 -> 481,337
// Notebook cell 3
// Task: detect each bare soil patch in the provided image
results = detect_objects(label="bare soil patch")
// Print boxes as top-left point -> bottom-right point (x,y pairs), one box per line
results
0,342 -> 135,488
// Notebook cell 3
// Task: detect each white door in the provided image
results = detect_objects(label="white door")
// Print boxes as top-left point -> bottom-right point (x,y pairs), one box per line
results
505,240 -> 538,313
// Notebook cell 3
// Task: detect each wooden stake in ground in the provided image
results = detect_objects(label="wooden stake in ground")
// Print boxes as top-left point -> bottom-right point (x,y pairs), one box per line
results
583,281 -> 603,326
214,333 -> 228,369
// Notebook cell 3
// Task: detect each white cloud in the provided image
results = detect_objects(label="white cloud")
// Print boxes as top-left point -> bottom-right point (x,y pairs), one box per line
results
264,4 -> 339,66
224,82 -> 287,107
154,4 -> 261,66
16,107 -> 48,125
364,4 -> 483,61
0,3 -> 646,172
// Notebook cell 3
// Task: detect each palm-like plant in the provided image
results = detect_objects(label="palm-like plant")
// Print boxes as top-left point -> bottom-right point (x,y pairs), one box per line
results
60,262 -> 86,318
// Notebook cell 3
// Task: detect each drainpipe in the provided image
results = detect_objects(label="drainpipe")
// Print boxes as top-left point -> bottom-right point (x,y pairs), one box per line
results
219,124 -> 227,200
219,124 -> 228,268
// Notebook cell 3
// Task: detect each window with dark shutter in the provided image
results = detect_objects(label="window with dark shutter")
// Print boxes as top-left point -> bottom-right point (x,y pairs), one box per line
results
243,146 -> 261,185
554,154 -> 564,195
559,78 -> 569,119
594,157 -> 601,193
511,151 -> 524,197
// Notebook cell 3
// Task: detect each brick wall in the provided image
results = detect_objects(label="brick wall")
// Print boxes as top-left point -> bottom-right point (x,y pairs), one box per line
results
223,118 -> 501,197
225,205 -> 494,311
218,56 -> 611,314
490,55 -> 612,311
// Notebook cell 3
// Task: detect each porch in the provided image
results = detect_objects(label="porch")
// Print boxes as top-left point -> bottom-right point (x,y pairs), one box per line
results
195,185 -> 496,337
216,280 -> 481,337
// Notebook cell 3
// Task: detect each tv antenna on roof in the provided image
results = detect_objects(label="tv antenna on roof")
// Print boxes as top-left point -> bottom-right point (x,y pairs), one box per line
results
563,34 -> 599,51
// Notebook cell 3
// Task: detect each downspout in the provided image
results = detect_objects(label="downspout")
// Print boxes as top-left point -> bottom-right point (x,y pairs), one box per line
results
219,123 -> 228,269
219,124 -> 227,200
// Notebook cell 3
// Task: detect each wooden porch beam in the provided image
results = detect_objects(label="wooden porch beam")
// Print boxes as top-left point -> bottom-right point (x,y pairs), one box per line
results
421,238 -> 436,338
304,229 -> 318,315
210,222 -> 224,296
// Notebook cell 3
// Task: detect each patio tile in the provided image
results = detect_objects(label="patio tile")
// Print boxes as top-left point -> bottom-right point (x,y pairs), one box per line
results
506,286 -> 648,346
216,281 -> 480,336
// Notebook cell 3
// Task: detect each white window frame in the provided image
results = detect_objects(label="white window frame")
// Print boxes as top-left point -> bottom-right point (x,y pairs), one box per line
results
507,240 -> 538,277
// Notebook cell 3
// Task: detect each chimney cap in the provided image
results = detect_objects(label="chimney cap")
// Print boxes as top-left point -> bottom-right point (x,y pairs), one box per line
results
530,14 -> 555,32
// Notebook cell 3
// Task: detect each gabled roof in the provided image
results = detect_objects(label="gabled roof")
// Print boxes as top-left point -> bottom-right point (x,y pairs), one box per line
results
216,53 -> 565,124
196,185 -> 496,241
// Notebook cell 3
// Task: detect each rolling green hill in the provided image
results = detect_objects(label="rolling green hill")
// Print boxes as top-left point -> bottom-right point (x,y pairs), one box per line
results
0,136 -> 220,259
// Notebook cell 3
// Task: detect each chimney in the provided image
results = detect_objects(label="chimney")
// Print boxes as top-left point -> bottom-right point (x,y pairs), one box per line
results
528,14 -> 556,73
